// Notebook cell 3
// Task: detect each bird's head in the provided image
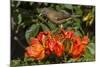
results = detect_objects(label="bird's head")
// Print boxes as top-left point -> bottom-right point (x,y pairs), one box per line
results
41,8 -> 50,16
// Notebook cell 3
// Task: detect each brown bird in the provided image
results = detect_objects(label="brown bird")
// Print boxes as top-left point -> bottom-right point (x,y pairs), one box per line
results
41,8 -> 80,24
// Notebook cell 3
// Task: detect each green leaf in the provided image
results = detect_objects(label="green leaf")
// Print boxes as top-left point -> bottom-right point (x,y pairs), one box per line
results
18,14 -> 22,24
63,21 -> 72,28
87,43 -> 95,55
74,6 -> 83,16
67,58 -> 76,63
11,59 -> 21,67
46,21 -> 57,30
25,23 -> 40,43
16,1 -> 21,7
74,30 -> 82,36
64,4 -> 73,10
40,23 -> 50,31
83,43 -> 95,61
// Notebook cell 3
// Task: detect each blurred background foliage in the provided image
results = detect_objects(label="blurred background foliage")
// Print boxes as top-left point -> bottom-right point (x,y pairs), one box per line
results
11,1 -> 95,66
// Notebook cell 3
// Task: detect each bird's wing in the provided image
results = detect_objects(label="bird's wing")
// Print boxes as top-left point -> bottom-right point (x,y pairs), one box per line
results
54,12 -> 70,21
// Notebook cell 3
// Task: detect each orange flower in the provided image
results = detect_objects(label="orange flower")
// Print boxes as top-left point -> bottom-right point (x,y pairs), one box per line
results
70,36 -> 89,58
25,38 -> 45,60
71,44 -> 84,58
61,29 -> 74,39
82,36 -> 89,45
54,41 -> 64,57
45,36 -> 64,57
30,38 -> 40,45
45,38 -> 56,52
25,29 -> 89,60
73,36 -> 81,45
37,32 -> 46,43
37,31 -> 51,44
45,48 -> 51,56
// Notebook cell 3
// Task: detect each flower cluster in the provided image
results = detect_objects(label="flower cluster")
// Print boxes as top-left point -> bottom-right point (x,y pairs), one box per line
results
25,29 -> 89,61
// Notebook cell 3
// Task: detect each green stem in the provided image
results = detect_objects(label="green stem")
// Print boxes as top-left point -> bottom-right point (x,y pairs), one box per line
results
14,36 -> 26,49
